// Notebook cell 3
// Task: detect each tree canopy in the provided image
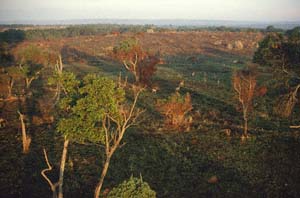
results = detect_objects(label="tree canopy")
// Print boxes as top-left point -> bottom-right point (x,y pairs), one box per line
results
253,27 -> 300,79
57,74 -> 125,143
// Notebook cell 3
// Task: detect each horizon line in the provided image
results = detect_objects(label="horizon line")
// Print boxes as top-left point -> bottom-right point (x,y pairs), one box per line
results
0,18 -> 300,26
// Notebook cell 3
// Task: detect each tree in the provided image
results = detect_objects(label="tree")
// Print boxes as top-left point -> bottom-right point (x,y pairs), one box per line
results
13,44 -> 57,89
3,66 -> 21,99
17,110 -> 31,153
232,67 -> 257,138
0,42 -> 13,64
156,92 -> 193,131
41,138 -> 69,198
113,38 -> 162,86
56,74 -> 143,198
42,67 -> 79,198
253,27 -> 300,119
48,55 -> 73,106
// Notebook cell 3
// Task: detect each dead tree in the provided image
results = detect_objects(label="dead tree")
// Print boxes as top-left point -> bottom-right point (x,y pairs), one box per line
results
4,66 -> 19,99
156,92 -> 193,131
41,137 -> 69,198
233,69 -> 257,138
113,39 -> 162,86
276,84 -> 300,118
52,55 -> 64,105
7,76 -> 14,98
58,137 -> 69,198
17,111 -> 31,153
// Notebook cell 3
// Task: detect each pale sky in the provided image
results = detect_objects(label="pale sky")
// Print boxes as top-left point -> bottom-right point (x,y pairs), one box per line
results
0,0 -> 300,22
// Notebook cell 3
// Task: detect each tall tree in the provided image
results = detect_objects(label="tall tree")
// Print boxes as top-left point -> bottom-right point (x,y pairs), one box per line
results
253,27 -> 300,119
56,74 -> 143,198
42,67 -> 79,198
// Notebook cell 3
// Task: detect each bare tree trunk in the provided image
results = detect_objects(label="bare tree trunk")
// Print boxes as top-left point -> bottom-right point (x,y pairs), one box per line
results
41,148 -> 59,198
18,111 -> 31,153
243,108 -> 248,137
7,77 -> 14,98
244,117 -> 248,136
54,84 -> 61,105
53,55 -> 64,106
134,71 -> 139,83
41,138 -> 69,198
58,137 -> 69,198
94,156 -> 111,198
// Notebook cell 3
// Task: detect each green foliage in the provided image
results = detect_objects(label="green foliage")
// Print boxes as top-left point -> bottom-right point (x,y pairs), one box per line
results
253,27 -> 300,76
0,29 -> 25,43
23,24 -> 150,40
5,66 -> 22,77
14,45 -> 57,83
114,38 -> 139,53
57,74 -> 125,143
0,42 -> 13,64
286,26 -> 300,42
253,27 -> 300,117
15,44 -> 56,67
107,176 -> 156,198
253,33 -> 284,67
48,71 -> 80,109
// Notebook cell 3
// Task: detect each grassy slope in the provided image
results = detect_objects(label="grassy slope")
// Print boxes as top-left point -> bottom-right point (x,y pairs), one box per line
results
1,32 -> 300,198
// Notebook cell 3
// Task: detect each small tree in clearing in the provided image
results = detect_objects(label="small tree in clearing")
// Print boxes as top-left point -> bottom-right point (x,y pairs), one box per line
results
113,38 -> 162,86
156,92 -> 193,131
232,67 -> 257,138
56,74 -> 143,198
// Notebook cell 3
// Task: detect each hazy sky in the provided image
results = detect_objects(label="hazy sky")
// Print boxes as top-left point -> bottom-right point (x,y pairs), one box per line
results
1,0 -> 300,22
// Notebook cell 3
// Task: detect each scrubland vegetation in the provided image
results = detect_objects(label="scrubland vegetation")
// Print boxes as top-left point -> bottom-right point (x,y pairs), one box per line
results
0,25 -> 300,198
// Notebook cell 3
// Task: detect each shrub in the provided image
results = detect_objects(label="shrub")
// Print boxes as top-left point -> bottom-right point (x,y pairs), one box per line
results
156,92 -> 192,131
107,176 -> 156,198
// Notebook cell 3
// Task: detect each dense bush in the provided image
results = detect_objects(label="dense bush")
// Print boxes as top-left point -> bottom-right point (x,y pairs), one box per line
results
107,176 -> 156,198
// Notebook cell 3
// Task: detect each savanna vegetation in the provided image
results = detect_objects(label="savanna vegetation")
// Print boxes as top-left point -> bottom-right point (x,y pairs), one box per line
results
0,24 -> 300,198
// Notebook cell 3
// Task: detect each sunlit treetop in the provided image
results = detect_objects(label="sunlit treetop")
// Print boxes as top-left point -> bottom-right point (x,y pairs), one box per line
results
57,74 -> 125,143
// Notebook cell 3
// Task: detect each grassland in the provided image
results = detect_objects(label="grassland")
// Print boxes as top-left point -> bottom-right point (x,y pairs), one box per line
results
1,31 -> 300,198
